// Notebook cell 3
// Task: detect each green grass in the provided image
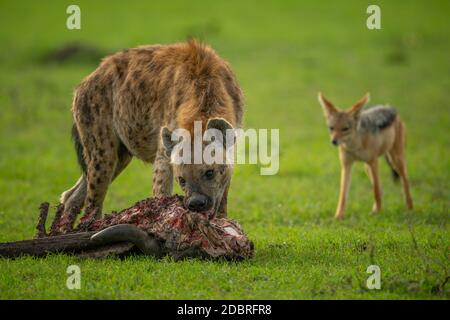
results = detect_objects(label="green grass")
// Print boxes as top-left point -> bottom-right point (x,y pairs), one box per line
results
0,0 -> 448,299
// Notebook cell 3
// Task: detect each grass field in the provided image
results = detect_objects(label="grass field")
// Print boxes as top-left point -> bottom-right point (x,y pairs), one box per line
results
0,0 -> 448,299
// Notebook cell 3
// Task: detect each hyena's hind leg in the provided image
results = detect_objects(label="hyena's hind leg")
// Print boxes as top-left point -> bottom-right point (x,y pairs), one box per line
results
61,146 -> 132,214
365,160 -> 383,214
83,138 -> 133,214
64,118 -> 133,217
387,121 -> 414,210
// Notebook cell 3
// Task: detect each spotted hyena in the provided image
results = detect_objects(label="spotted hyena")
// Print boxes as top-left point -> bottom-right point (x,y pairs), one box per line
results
60,39 -> 244,218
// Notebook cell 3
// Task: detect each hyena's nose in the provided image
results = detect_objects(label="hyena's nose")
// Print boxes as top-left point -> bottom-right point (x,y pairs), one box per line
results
331,139 -> 338,146
187,194 -> 209,212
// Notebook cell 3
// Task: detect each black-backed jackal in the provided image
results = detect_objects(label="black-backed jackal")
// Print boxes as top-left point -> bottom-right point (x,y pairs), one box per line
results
318,93 -> 413,219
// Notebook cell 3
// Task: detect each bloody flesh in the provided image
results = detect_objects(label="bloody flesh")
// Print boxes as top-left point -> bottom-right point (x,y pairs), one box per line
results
40,195 -> 254,260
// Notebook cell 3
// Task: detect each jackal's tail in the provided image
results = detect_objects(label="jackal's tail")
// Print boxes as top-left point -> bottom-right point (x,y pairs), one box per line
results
385,155 -> 400,183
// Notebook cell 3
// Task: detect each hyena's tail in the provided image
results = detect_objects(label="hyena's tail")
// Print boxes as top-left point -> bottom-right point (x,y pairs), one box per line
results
59,125 -> 87,206
385,155 -> 400,183
72,124 -> 87,174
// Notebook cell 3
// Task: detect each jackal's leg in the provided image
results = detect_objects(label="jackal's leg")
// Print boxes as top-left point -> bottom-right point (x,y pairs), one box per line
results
152,148 -> 173,196
388,122 -> 413,210
367,159 -> 382,214
388,151 -> 413,210
335,159 -> 353,220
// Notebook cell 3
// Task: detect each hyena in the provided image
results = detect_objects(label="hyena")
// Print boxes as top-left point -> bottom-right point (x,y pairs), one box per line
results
60,39 -> 244,218
318,93 -> 413,219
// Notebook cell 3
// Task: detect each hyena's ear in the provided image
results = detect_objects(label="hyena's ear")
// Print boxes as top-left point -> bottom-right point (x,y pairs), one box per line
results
206,118 -> 235,148
348,93 -> 370,118
318,92 -> 338,117
161,127 -> 179,157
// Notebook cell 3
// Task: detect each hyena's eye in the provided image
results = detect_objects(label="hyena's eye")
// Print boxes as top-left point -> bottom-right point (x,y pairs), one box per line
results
204,169 -> 215,180
329,126 -> 334,131
178,177 -> 186,187
342,127 -> 350,132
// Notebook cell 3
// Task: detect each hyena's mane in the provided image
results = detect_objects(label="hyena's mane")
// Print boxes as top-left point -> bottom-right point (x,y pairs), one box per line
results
173,39 -> 244,134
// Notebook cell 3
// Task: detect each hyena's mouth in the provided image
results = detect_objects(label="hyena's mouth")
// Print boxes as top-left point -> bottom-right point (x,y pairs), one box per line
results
183,195 -> 214,214
182,198 -> 216,220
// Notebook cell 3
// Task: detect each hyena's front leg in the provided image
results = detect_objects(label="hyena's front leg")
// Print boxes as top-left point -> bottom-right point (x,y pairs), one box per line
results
217,182 -> 229,218
152,148 -> 173,196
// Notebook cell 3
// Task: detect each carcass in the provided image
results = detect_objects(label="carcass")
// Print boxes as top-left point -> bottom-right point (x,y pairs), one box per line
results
0,196 -> 254,260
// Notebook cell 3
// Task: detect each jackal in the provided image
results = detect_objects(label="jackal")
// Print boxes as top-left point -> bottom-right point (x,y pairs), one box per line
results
60,39 -> 244,218
318,93 -> 413,219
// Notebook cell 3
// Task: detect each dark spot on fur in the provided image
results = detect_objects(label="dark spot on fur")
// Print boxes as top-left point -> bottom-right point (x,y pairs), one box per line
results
100,86 -> 107,97
78,95 -> 93,126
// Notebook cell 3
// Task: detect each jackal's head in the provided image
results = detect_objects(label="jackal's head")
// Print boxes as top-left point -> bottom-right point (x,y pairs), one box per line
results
318,93 -> 370,146
161,118 -> 235,215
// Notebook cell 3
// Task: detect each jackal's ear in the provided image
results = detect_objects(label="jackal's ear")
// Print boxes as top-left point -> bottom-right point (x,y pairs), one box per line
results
318,92 -> 338,117
161,127 -> 179,156
206,117 -> 235,148
348,93 -> 370,118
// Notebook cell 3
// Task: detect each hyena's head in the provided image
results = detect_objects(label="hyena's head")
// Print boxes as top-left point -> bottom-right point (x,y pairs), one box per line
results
161,118 -> 235,214
318,92 -> 369,146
